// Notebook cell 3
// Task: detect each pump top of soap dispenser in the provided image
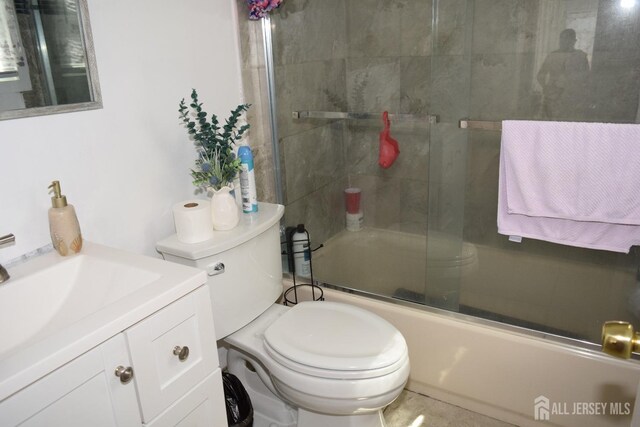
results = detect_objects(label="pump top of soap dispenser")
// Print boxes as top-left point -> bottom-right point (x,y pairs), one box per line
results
48,181 -> 68,208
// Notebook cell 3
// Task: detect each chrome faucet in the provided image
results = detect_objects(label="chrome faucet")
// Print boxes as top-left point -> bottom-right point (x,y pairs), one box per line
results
0,234 -> 15,284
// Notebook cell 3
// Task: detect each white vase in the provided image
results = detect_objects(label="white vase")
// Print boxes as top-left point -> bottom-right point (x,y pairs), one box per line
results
210,185 -> 239,231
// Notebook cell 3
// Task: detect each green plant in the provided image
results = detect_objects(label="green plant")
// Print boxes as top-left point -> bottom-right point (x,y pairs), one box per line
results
178,89 -> 250,190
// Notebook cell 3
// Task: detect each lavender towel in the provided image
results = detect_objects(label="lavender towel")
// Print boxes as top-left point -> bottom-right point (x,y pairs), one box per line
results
498,120 -> 640,253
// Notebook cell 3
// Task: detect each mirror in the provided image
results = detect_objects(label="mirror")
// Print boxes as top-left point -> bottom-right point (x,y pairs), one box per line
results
0,0 -> 101,120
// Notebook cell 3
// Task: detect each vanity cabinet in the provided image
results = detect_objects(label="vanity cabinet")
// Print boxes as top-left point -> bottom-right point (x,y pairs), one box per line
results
0,334 -> 140,427
0,286 -> 226,426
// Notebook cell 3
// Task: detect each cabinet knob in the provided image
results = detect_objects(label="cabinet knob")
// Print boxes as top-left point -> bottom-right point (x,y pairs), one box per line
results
173,345 -> 190,361
114,366 -> 134,384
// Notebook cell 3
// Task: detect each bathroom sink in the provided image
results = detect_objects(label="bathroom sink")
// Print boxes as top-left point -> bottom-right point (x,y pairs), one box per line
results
0,250 -> 161,355
0,241 -> 206,400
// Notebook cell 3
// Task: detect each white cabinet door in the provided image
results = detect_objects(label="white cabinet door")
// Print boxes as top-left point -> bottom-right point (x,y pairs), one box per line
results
144,369 -> 227,427
0,334 -> 141,427
126,287 -> 217,422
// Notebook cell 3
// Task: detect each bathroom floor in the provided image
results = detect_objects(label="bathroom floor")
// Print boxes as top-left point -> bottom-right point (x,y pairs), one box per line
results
384,390 -> 517,427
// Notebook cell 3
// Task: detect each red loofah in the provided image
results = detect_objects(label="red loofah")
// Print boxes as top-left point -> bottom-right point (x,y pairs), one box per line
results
378,111 -> 400,169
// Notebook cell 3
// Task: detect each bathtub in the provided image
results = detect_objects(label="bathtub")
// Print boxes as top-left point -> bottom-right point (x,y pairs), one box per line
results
284,228 -> 640,427
312,228 -> 637,344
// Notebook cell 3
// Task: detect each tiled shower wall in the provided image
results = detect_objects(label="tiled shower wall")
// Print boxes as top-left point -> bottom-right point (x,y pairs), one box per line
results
246,0 -> 437,245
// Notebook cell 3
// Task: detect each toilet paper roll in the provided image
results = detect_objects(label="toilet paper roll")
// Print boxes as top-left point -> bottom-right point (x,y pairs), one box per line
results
173,200 -> 214,243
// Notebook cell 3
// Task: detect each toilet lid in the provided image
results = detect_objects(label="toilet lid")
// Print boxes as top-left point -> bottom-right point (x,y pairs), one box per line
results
264,301 -> 407,373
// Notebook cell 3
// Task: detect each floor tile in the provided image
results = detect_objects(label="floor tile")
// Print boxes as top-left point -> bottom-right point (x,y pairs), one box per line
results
384,390 -> 517,427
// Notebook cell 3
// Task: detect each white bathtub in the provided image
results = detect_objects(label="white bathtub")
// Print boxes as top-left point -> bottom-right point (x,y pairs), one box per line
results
286,228 -> 640,427
312,228 -> 636,344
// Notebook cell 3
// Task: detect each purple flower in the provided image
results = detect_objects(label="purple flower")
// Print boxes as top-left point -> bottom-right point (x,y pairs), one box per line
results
209,176 -> 219,186
201,162 -> 212,172
247,0 -> 283,20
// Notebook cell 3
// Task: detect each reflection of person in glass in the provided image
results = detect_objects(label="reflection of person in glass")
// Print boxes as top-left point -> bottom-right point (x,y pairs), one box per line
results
537,29 -> 589,119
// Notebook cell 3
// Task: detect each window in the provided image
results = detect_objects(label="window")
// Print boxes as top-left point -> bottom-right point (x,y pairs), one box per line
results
0,1 -> 31,110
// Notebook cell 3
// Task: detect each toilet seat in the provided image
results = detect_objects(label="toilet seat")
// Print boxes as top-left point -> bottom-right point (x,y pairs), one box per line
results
264,341 -> 408,380
263,302 -> 407,380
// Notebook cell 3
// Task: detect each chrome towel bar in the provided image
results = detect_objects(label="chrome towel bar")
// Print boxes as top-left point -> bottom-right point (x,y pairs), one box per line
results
293,110 -> 438,123
459,119 -> 502,131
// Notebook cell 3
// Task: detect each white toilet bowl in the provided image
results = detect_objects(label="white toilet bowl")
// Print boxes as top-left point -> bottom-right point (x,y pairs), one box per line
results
225,302 -> 410,427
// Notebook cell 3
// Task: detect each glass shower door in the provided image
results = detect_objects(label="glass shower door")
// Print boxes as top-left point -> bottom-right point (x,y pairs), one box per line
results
425,0 -> 640,343
423,0 -> 474,312
266,0 -> 640,346
268,0 -> 435,304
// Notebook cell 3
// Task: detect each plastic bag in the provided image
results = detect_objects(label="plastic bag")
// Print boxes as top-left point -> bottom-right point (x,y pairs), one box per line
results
222,372 -> 254,427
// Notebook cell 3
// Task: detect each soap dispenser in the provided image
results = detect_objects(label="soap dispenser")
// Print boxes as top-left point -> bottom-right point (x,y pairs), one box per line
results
48,180 -> 82,256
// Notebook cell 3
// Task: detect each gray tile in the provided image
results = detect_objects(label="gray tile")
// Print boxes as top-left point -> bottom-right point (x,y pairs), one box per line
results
434,0 -> 470,56
427,123 -> 467,235
272,0 -> 348,66
400,56 -> 432,115
469,53 -> 538,120
399,179 -> 429,235
346,0 -> 404,58
346,57 -> 401,113
463,130 -> 500,246
275,59 -> 347,139
283,122 -> 346,203
590,52 -> 640,123
399,0 -> 433,57
472,0 -> 537,55
252,144 -> 277,204
283,179 -> 348,246
430,55 -> 471,123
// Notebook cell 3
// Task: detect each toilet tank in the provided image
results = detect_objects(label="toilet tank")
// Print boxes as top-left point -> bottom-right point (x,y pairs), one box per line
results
157,202 -> 284,339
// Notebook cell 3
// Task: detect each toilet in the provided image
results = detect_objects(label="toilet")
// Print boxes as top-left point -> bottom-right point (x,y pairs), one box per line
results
157,203 -> 410,427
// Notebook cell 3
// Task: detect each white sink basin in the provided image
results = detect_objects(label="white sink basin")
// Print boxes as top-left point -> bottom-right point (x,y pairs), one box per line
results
0,242 -> 206,400
0,252 -> 161,355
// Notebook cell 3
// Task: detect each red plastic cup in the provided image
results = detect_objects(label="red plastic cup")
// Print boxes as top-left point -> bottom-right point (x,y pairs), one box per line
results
344,188 -> 361,214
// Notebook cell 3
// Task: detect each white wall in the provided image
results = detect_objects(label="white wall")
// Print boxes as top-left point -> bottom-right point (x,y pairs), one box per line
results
0,0 -> 245,263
